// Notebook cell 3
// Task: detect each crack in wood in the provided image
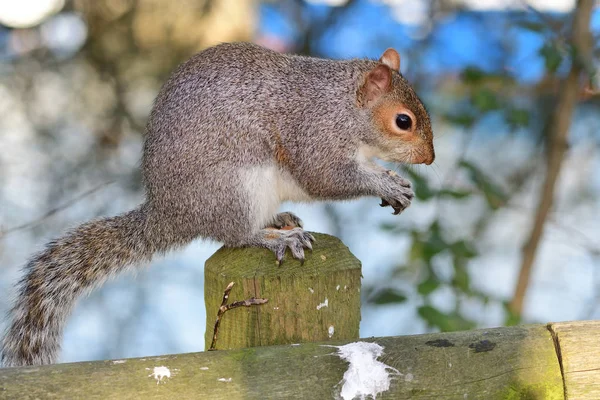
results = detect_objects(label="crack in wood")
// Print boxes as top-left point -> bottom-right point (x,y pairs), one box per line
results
565,367 -> 600,374
448,366 -> 530,386
253,275 -> 262,346
547,323 -> 567,399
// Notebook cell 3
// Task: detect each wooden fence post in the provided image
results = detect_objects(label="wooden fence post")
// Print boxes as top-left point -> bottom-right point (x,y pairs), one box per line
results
204,232 -> 361,350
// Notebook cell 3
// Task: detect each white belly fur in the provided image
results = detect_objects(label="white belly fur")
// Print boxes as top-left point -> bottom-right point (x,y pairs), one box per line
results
242,165 -> 313,230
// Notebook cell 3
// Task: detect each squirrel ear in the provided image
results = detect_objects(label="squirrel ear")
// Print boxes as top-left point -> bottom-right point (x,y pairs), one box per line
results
380,48 -> 401,72
359,64 -> 392,106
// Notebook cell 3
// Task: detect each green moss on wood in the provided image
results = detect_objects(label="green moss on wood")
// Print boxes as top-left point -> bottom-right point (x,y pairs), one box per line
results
204,233 -> 362,350
0,325 -> 566,399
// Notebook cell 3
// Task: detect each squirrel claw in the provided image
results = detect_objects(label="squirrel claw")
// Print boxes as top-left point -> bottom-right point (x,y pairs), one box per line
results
275,246 -> 286,266
302,233 -> 315,250
263,227 -> 314,266
380,195 -> 411,215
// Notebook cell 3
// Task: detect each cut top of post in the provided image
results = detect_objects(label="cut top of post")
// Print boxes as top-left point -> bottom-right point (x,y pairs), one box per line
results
205,233 -> 361,277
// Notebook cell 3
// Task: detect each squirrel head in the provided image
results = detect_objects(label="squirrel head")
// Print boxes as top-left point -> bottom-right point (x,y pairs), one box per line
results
357,49 -> 434,165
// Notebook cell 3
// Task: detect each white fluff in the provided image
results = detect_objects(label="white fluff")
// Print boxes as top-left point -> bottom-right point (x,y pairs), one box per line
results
335,342 -> 399,400
316,298 -> 329,310
148,366 -> 171,384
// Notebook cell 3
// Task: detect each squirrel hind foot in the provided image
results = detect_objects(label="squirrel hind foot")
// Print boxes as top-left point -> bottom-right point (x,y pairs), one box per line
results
252,227 -> 315,265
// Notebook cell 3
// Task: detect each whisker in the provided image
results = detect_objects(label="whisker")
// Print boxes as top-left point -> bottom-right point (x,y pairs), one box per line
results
430,162 -> 442,185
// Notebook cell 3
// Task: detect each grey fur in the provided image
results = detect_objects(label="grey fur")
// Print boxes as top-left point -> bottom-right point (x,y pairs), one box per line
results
1,42 -> 433,366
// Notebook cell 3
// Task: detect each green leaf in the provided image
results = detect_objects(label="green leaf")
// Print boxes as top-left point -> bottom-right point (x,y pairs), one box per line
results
361,286 -> 376,299
480,294 -> 490,305
417,307 -> 476,332
452,265 -> 470,293
459,161 -> 508,209
503,302 -> 522,326
516,21 -> 546,33
461,66 -> 486,84
409,239 -> 424,262
540,43 -> 563,74
417,277 -> 440,295
390,264 -> 411,278
404,169 -> 435,201
379,222 -> 411,234
409,221 -> 447,264
370,288 -> 408,305
417,306 -> 447,329
437,189 -> 472,199
424,222 -> 447,260
505,107 -> 530,128
450,240 -> 478,259
445,113 -> 477,128
471,88 -> 500,112
380,222 -> 397,232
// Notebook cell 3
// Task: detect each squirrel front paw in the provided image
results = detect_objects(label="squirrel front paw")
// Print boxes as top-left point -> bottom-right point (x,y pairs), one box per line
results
261,228 -> 315,265
380,170 -> 414,215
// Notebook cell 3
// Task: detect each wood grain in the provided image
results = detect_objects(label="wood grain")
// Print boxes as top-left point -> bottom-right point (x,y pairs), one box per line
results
549,320 -> 600,399
0,324 -> 564,399
204,233 -> 362,350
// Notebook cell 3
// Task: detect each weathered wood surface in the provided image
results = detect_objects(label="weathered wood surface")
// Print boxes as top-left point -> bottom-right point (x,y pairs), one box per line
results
0,324 -> 571,399
204,233 -> 362,350
548,320 -> 600,399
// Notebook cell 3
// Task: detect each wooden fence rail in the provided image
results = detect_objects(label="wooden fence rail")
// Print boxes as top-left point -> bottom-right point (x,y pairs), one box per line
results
1,321 -> 599,399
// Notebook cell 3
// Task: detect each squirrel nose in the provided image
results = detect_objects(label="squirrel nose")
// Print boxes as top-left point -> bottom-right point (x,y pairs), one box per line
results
424,148 -> 435,165
415,151 -> 434,165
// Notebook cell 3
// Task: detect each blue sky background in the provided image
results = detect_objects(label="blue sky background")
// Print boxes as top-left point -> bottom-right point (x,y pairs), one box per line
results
0,0 -> 599,364
260,1 -> 600,84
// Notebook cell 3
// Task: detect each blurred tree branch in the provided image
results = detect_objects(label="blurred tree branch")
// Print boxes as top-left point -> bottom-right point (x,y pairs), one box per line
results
1,0 -> 258,235
288,0 -> 356,55
0,181 -> 114,237
510,0 -> 595,316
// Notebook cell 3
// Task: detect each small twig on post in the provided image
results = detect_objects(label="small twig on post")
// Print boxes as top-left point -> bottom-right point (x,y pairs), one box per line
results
209,281 -> 268,350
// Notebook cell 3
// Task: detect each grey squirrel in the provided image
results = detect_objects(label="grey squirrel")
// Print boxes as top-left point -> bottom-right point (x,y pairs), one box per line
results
1,42 -> 434,367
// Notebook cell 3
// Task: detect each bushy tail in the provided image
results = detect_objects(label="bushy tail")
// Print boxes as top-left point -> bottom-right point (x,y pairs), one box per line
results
1,205 -> 166,367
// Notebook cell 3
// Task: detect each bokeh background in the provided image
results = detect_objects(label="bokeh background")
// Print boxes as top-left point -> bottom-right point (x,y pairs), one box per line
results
1,0 -> 599,363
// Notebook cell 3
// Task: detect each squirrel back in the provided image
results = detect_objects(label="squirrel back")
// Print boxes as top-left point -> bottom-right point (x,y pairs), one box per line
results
2,42 -> 433,366
144,43 -> 431,179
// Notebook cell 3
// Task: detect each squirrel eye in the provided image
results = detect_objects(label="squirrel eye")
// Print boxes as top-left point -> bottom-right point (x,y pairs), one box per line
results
395,114 -> 412,131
